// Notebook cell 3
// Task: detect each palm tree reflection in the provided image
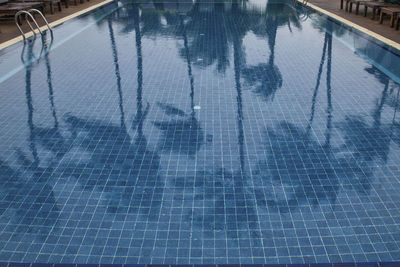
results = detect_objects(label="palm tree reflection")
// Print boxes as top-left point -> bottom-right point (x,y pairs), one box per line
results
0,39 -> 61,240
254,28 -> 368,212
62,4 -> 163,219
152,14 -> 204,156
242,2 -> 301,102
337,67 -> 399,193
108,17 -> 126,130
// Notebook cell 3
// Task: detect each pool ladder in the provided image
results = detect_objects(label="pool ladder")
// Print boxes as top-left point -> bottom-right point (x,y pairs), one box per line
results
15,9 -> 53,41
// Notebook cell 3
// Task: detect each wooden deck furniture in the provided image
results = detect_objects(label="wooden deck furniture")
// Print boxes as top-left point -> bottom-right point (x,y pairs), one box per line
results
11,0 -> 61,14
379,6 -> 400,27
396,13 -> 400,30
345,0 -> 375,15
62,0 -> 88,8
363,1 -> 391,19
0,2 -> 44,24
60,0 -> 70,8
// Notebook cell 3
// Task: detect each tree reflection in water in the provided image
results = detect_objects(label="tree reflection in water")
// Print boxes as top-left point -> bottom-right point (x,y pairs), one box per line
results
1,0 -> 400,263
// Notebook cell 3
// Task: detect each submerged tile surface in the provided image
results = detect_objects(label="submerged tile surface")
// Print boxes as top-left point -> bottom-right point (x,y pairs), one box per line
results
0,0 -> 400,265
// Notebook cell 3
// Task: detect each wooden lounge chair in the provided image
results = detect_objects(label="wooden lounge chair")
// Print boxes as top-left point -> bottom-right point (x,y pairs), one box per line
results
345,0 -> 376,15
379,6 -> 400,27
63,0 -> 89,8
10,0 -> 61,14
0,2 -> 44,24
363,1 -> 393,19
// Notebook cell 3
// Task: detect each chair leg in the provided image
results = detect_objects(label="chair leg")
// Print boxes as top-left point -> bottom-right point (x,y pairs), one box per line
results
58,1 -> 62,11
341,0 -> 344,9
372,7 -> 376,20
379,11 -> 384,23
390,14 -> 394,27
364,5 -> 367,17
356,2 -> 360,15
50,2 -> 54,14
397,17 -> 400,30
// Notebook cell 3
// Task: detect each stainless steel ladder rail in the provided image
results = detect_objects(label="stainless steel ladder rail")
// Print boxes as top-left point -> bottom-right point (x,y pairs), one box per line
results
29,9 -> 53,39
15,10 -> 41,41
15,9 -> 53,41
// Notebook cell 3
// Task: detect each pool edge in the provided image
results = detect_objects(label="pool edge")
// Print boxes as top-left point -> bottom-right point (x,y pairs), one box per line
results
0,0 -> 113,51
297,0 -> 400,51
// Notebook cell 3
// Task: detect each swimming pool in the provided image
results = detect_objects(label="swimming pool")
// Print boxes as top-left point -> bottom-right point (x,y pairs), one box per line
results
0,0 -> 400,264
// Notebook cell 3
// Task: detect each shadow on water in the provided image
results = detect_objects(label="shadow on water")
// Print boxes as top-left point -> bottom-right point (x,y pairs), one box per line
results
0,36 -> 61,242
337,66 -> 400,180
171,3 -> 263,245
62,5 -> 163,219
0,159 -> 59,240
2,0 -> 400,262
252,27 -> 373,213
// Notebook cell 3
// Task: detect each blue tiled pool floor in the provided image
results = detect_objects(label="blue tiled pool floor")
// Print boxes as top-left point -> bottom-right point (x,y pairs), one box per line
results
0,263 -> 399,267
0,0 -> 400,265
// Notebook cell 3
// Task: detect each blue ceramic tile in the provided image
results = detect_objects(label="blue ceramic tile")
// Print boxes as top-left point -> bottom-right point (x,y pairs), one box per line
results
379,263 -> 400,267
356,263 -> 379,267
8,264 -> 30,267
0,0 -> 400,265
31,264 -> 53,267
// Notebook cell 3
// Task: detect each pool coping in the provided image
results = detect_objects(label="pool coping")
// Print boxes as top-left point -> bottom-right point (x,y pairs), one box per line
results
0,0 -> 112,51
297,0 -> 400,51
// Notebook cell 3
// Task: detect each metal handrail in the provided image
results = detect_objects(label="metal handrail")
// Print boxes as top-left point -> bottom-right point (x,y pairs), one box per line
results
28,9 -> 53,39
14,9 -> 53,41
15,10 -> 41,41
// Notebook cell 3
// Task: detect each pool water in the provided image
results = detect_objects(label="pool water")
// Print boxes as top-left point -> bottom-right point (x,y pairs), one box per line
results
0,0 -> 400,264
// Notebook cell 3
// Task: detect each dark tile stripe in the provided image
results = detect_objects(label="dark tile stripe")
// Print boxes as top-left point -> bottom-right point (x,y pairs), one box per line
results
0,263 -> 400,267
